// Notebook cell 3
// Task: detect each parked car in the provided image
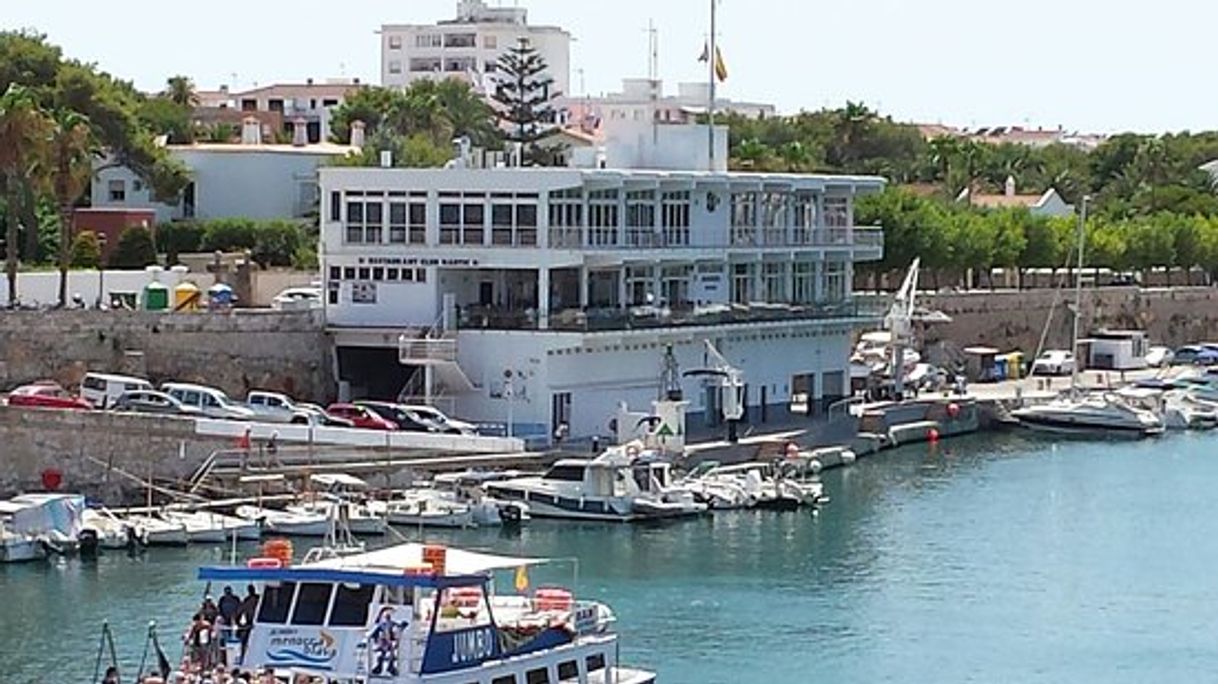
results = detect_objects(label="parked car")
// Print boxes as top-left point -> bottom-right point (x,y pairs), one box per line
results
111,390 -> 201,417
271,287 -> 323,312
325,404 -> 399,431
399,404 -> 479,436
1031,350 -> 1076,376
246,390 -> 315,424
296,402 -> 356,428
355,401 -> 437,433
80,372 -> 154,409
1145,346 -> 1175,368
7,382 -> 93,411
162,383 -> 256,421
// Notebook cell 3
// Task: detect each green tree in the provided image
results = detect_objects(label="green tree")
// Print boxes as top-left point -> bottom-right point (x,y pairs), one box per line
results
491,38 -> 559,164
48,110 -> 95,307
68,229 -> 100,268
163,75 -> 198,107
108,225 -> 157,269
0,84 -> 53,305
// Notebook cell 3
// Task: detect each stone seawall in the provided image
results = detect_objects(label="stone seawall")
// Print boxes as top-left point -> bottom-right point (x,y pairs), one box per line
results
0,309 -> 334,402
923,287 -> 1218,355
0,406 -> 230,499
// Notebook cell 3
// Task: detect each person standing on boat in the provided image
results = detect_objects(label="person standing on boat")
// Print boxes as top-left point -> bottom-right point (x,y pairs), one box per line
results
219,587 -> 240,624
236,585 -> 259,661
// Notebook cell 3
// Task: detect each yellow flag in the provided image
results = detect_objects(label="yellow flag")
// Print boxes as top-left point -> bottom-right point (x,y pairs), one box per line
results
514,565 -> 530,592
714,46 -> 729,82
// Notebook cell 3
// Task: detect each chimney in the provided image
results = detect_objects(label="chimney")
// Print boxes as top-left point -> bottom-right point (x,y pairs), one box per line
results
307,77 -> 314,85
241,116 -> 262,145
219,84 -> 228,93
350,120 -> 367,148
292,117 -> 308,146
1004,175 -> 1017,198
380,150 -> 394,168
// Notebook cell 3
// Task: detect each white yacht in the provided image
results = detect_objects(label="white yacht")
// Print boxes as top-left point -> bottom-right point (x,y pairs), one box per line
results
288,500 -> 387,536
120,514 -> 189,546
487,445 -> 707,522
0,527 -> 45,563
162,509 -> 261,542
188,543 -> 654,683
81,509 -> 143,550
373,494 -> 477,529
1011,394 -> 1165,438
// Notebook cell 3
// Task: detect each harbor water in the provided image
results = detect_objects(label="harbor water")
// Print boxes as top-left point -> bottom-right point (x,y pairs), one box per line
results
5,432 -> 1218,683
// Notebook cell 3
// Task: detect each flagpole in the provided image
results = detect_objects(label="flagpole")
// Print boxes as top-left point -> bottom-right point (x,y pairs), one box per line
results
708,0 -> 717,169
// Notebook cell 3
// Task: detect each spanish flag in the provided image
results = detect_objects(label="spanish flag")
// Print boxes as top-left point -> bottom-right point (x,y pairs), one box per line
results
699,42 -> 729,83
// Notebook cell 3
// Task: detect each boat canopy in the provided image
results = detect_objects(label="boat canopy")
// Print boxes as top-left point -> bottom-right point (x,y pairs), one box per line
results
199,543 -> 549,589
310,473 -> 369,489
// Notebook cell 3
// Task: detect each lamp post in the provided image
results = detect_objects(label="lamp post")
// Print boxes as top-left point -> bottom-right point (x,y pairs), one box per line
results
96,233 -> 108,309
503,369 -> 515,439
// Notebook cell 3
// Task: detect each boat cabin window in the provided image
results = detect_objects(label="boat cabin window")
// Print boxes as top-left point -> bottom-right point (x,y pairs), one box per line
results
329,583 -> 375,626
290,582 -> 334,626
257,582 -> 296,624
586,653 -> 606,673
557,661 -> 579,680
544,465 -> 586,482
491,676 -> 516,684
379,585 -> 413,606
525,668 -> 551,684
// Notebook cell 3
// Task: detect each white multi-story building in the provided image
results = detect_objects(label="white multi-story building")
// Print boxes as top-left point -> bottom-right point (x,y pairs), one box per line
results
380,0 -> 570,97
319,128 -> 885,443
560,79 -> 777,134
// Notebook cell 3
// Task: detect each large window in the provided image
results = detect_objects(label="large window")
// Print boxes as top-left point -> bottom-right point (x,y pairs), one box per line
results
793,194 -> 817,244
346,195 -> 383,244
443,33 -> 477,48
731,193 -> 757,246
291,583 -> 334,626
257,582 -> 297,625
763,261 -> 788,303
440,193 -> 485,246
824,196 -> 850,228
587,190 -> 619,247
415,34 -> 442,48
626,190 -> 656,247
626,266 -> 655,306
490,195 -> 538,247
548,188 -> 583,248
731,263 -> 755,305
762,193 -> 787,245
662,265 -> 692,308
793,262 -> 816,304
824,261 -> 847,302
329,583 -> 375,627
661,191 -> 691,246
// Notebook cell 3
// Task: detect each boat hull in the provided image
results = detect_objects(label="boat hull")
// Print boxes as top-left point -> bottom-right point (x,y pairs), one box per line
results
1014,415 -> 1162,439
0,538 -> 46,563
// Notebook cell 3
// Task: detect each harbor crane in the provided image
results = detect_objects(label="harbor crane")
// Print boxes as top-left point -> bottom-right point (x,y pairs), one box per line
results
885,258 -> 921,400
684,340 -> 745,443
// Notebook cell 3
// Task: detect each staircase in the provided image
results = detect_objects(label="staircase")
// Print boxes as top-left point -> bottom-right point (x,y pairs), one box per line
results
396,317 -> 474,408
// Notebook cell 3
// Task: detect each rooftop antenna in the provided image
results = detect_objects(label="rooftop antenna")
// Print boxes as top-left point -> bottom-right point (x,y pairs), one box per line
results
707,0 -> 719,169
646,19 -> 660,144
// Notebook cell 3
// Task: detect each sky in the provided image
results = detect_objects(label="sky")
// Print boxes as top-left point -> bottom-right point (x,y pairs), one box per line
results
7,0 -> 1217,134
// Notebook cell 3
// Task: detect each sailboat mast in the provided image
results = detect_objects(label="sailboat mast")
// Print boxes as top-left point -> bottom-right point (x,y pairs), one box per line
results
708,0 -> 717,167
1071,195 -> 1089,392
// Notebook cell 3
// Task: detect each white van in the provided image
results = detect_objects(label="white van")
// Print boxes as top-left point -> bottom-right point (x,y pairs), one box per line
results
161,382 -> 256,421
81,373 -> 154,409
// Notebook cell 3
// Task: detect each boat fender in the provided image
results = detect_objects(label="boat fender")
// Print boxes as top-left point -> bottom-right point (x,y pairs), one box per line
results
927,428 -> 941,443
247,557 -> 283,569
947,403 -> 962,419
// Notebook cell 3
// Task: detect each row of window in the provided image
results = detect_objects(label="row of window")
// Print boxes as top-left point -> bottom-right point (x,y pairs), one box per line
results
480,654 -> 604,684
329,266 -> 428,284
257,581 -> 376,628
387,33 -> 498,50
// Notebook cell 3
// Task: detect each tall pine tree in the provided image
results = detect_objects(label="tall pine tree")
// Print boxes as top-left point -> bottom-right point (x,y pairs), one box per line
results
491,38 -> 562,166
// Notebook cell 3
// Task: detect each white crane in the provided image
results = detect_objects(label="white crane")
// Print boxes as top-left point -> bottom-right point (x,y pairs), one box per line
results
885,258 -> 921,399
684,340 -> 745,442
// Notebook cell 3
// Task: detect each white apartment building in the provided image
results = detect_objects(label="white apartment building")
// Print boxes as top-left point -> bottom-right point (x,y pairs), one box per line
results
380,0 -> 570,97
319,131 -> 885,443
94,121 -> 356,223
560,79 -> 777,134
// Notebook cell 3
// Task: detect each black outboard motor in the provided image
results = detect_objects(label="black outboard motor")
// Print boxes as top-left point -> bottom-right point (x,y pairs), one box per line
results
78,529 -> 101,559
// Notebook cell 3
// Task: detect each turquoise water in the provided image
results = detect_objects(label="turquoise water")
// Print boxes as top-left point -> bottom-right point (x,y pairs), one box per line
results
4,433 -> 1218,683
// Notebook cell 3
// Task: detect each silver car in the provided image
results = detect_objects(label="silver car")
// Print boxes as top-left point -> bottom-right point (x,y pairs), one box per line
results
111,390 -> 201,417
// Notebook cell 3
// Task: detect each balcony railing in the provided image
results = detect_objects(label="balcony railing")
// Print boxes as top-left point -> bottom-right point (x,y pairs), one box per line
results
456,300 -> 884,333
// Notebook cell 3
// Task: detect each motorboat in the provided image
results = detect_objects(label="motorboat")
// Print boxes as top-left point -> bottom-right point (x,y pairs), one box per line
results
3,494 -> 88,555
81,509 -> 143,550
162,509 -> 261,542
235,505 -> 330,537
677,462 -> 755,510
486,443 -> 707,522
1011,394 -> 1164,438
432,471 -> 532,526
372,494 -> 477,529
288,500 -> 387,536
188,543 -> 655,683
0,526 -> 45,563
1115,386 -> 1218,431
120,514 -> 189,546
686,462 -> 813,510
159,510 -> 229,544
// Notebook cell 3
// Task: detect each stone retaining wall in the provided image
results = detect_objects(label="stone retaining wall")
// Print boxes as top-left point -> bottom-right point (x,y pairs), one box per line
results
0,309 -> 334,402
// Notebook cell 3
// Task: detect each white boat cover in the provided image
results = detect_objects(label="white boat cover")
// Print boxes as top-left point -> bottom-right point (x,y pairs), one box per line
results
0,494 -> 85,537
310,542 -> 547,576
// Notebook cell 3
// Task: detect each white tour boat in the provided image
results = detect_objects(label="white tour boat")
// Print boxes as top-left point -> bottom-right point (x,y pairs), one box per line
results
192,543 -> 655,684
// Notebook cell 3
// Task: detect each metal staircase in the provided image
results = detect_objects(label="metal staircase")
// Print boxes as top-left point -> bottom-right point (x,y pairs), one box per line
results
396,313 -> 474,409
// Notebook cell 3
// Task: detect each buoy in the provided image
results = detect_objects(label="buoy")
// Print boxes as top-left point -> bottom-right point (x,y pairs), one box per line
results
946,402 -> 961,419
927,428 -> 941,443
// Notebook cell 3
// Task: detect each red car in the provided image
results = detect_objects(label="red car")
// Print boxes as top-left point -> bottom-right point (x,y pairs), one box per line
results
7,382 -> 94,411
325,403 -> 399,431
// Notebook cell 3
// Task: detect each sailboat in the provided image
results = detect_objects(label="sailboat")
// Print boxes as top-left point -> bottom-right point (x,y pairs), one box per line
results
1012,197 -> 1164,439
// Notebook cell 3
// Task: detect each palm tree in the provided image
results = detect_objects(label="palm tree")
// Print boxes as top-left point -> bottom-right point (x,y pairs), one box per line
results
435,78 -> 501,149
0,85 -> 53,306
49,110 -> 96,307
928,136 -> 961,194
164,75 -> 198,107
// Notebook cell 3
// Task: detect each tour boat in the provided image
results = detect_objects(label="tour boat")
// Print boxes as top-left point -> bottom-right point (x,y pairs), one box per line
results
235,505 -> 331,537
192,543 -> 656,684
486,445 -> 707,522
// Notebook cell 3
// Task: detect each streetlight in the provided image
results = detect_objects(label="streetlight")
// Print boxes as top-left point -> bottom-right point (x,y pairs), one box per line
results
503,369 -> 515,439
96,233 -> 108,309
